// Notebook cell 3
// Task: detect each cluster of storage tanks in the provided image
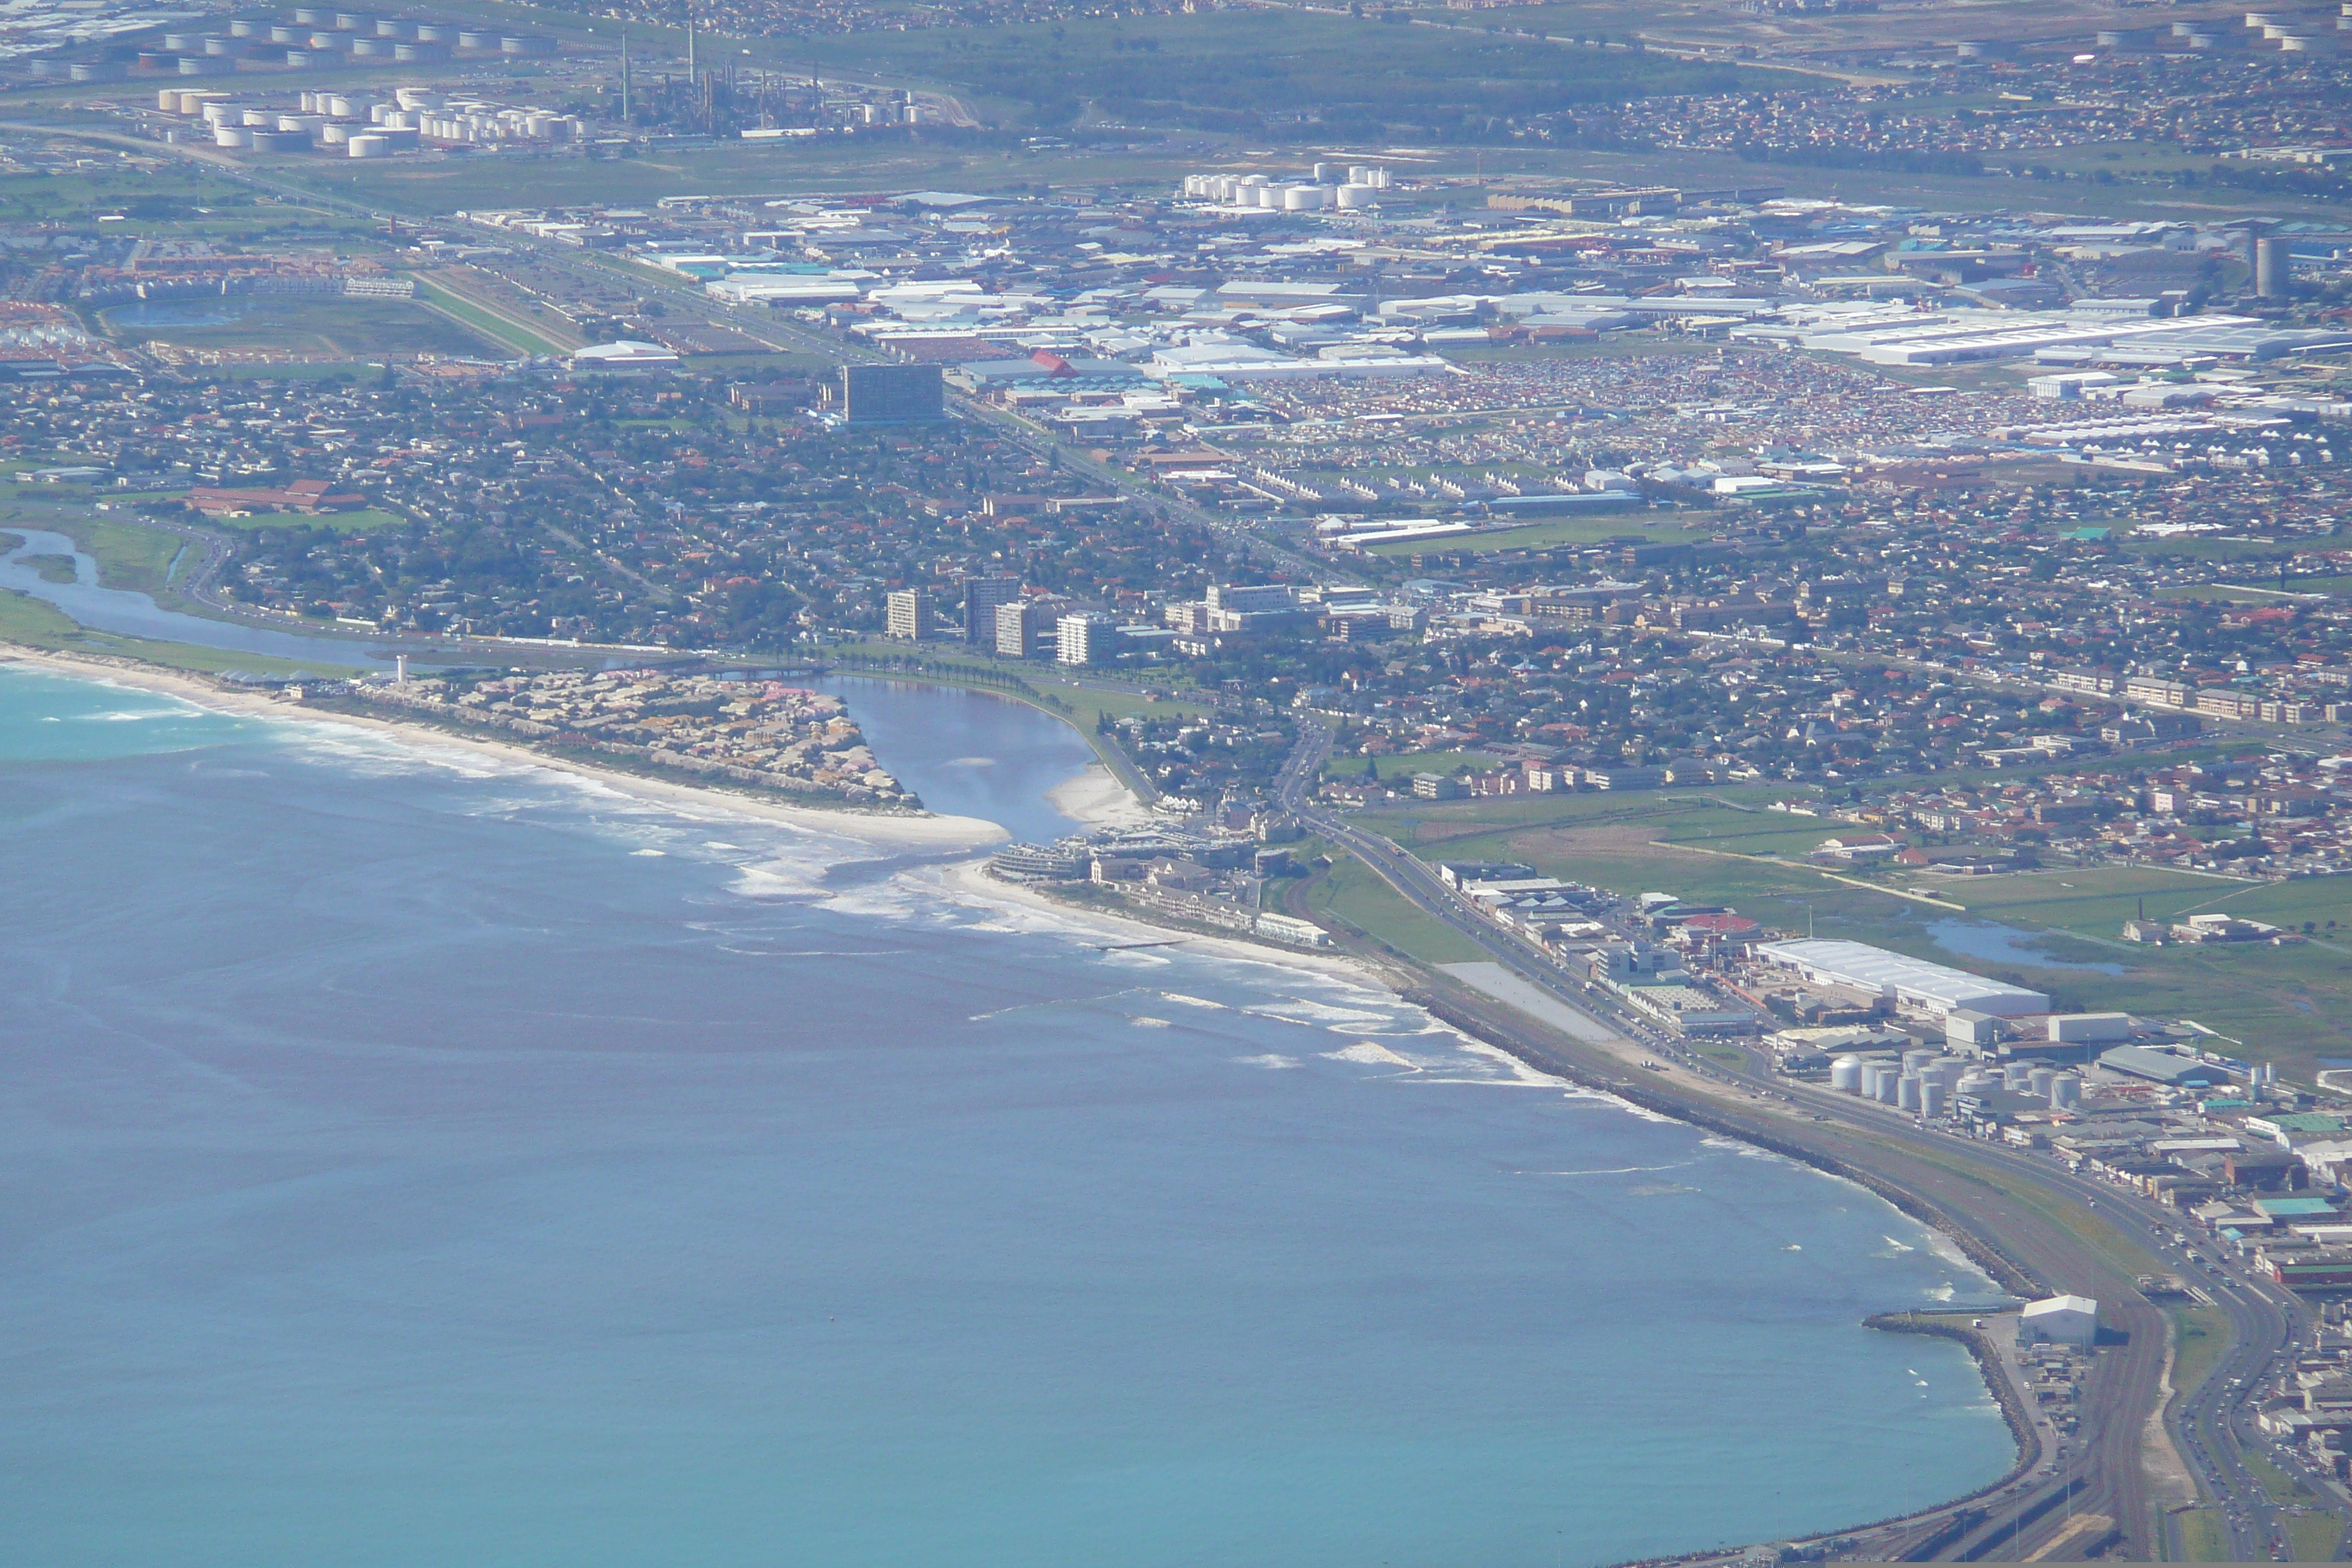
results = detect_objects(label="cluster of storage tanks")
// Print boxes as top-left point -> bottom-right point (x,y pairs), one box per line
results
1180,165 -> 1392,213
162,85 -> 578,155
144,12 -> 551,75
1830,1049 -> 2082,1117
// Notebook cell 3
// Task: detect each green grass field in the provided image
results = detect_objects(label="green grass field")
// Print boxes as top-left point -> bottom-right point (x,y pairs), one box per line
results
1323,748 -> 1496,780
1303,850 -> 1486,963
206,507 -> 409,536
414,279 -> 576,358
98,295 -> 501,360
1365,513 -> 1705,558
2176,1507 -> 2231,1561
1362,789 -> 2352,1075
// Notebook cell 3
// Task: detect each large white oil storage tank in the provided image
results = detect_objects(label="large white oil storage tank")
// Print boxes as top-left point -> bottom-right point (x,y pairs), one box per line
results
2003,1062 -> 2033,1091
2049,1073 -> 2083,1110
2027,1066 -> 2057,1096
252,129 -> 312,153
213,125 -> 255,148
347,133 -> 392,158
1831,1056 -> 1864,1094
277,114 -> 323,133
241,108 -> 274,126
1282,184 -> 1327,211
325,94 -> 355,116
1920,1082 -> 1948,1120
201,102 -> 244,125
320,121 -> 358,144
1874,1068 -> 1902,1104
1896,1074 -> 1922,1112
1335,184 -> 1375,210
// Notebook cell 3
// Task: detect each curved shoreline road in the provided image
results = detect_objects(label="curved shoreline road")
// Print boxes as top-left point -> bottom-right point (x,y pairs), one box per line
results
1273,715 -> 2331,1561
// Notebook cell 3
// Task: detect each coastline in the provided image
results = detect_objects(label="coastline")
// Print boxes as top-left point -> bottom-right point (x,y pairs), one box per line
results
1,637 -> 2052,1562
0,644 -> 1007,854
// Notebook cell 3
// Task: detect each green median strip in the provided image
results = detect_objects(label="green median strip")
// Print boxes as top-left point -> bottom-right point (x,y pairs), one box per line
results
413,280 -> 569,358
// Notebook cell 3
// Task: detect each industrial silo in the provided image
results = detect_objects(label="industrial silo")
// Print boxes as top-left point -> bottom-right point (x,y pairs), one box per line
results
1920,1082 -> 1949,1120
1831,1056 -> 1864,1094
1897,1074 -> 1923,1112
2029,1066 -> 2057,1096
347,132 -> 392,158
2049,1074 -> 2083,1110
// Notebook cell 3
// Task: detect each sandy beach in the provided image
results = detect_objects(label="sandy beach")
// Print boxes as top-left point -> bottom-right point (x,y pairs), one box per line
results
1,642 -> 1403,997
1041,762 -> 1156,832
0,646 -> 1008,855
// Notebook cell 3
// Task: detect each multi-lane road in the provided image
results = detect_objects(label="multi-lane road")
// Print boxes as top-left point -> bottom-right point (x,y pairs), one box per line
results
1271,717 -> 2345,1561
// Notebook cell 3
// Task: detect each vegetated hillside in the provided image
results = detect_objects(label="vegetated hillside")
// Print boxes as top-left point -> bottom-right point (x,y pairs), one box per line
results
807,12 -> 1770,140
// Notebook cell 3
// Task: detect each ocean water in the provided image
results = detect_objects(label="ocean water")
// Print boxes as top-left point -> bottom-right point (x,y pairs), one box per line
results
0,666 -> 2014,1568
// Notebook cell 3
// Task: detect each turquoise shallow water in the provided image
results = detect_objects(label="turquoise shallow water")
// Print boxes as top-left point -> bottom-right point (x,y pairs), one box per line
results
0,666 -> 2013,1567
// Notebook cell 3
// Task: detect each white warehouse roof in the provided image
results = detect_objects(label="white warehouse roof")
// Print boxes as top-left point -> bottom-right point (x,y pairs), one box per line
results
1753,938 -> 2051,1017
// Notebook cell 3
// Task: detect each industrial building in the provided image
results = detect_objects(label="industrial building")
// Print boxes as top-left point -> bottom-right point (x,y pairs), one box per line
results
840,363 -> 944,424
2098,1044 -> 2231,1088
1752,938 -> 2051,1017
2018,1294 -> 2100,1349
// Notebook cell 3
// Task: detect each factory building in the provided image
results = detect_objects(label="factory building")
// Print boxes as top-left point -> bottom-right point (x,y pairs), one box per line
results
1752,938 -> 2051,1017
2018,1294 -> 2099,1349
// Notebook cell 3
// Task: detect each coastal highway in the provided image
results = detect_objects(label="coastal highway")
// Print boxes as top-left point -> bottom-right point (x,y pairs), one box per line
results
1272,717 -> 2317,1561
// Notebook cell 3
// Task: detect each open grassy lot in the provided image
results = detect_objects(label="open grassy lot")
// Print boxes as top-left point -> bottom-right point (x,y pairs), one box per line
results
795,10 -> 1778,136
1360,789 -> 2352,1075
1302,848 -> 1487,964
210,507 -> 410,535
1324,748 -> 1496,780
97,295 -> 502,360
1366,513 -> 1705,559
414,276 -> 578,358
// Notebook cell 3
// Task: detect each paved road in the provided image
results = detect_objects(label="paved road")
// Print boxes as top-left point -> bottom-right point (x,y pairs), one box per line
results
1270,717 -> 2326,1560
